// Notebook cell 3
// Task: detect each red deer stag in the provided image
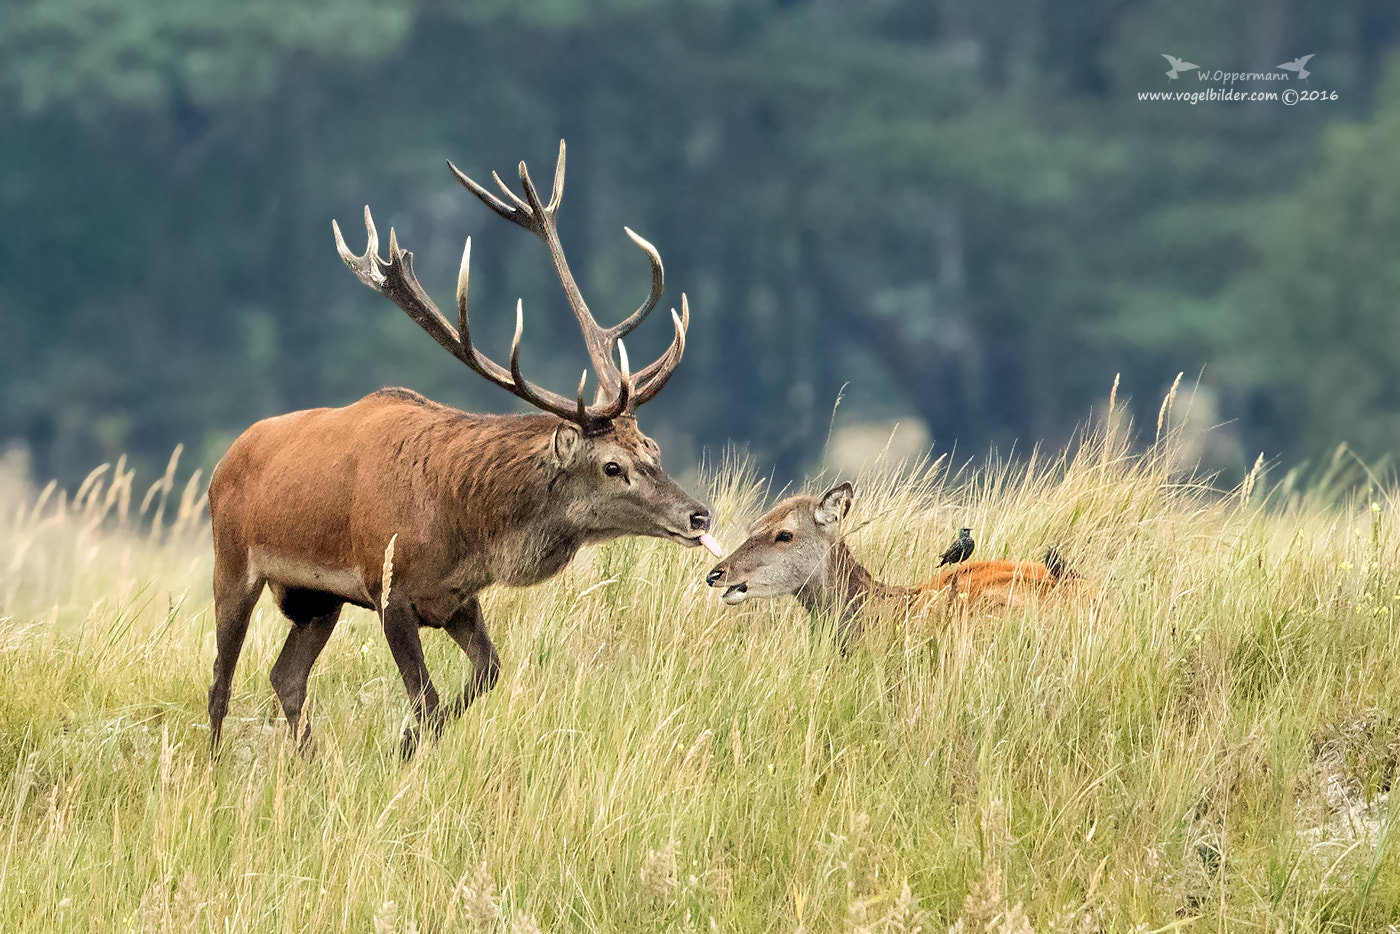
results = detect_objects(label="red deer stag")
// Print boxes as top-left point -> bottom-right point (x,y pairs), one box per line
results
705,483 -> 1074,645
207,142 -> 720,755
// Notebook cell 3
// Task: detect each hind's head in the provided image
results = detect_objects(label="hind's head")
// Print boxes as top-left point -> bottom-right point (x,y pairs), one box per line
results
704,483 -> 854,604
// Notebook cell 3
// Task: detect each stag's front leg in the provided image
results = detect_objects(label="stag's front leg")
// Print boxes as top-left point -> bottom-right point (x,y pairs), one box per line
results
443,597 -> 501,718
380,596 -> 440,758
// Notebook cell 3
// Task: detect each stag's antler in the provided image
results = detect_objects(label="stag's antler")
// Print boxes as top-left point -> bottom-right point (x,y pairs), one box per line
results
333,140 -> 689,427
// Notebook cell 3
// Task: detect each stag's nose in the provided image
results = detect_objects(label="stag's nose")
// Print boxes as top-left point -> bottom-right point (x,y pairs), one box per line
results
706,567 -> 724,587
689,509 -> 712,533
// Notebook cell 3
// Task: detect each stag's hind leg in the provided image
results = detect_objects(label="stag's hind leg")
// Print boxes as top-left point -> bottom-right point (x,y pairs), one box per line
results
443,597 -> 501,717
270,587 -> 343,751
209,564 -> 264,753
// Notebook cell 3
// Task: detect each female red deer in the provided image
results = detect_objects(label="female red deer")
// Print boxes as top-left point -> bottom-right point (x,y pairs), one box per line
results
705,482 -> 1074,644
207,142 -> 720,755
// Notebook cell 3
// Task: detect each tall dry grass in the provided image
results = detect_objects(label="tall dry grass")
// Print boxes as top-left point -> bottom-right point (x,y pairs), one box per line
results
0,407 -> 1396,932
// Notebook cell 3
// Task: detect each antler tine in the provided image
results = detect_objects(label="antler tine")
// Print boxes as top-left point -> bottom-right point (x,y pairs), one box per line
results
515,161 -> 546,219
507,300 -> 527,392
545,139 -> 566,215
454,236 -> 515,386
492,170 -> 533,218
446,159 -> 533,232
609,227 -> 665,341
455,237 -> 472,339
631,295 -> 690,407
517,144 -> 566,219
333,219 -> 362,276
453,266 -> 585,421
515,159 -> 545,221
500,298 -> 591,420
363,205 -> 380,263
591,339 -> 635,421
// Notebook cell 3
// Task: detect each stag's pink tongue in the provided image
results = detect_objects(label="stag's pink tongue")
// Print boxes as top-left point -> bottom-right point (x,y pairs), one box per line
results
698,532 -> 724,558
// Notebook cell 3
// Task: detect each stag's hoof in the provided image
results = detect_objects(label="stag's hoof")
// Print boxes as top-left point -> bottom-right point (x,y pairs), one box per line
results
292,729 -> 318,760
399,727 -> 421,760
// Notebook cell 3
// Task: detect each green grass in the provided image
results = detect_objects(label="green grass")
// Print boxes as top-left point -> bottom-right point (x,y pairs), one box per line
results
0,425 -> 1397,933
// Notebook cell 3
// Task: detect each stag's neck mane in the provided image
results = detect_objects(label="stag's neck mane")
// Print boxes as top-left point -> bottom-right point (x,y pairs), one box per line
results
795,537 -> 913,624
380,392 -> 581,539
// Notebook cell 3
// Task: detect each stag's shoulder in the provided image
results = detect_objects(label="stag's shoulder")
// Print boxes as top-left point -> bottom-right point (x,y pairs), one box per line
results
358,389 -> 549,429
357,388 -> 493,429
362,386 -> 459,414
367,386 -> 433,406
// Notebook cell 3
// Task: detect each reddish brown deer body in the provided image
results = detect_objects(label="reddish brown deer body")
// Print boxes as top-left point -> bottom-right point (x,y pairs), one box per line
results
208,142 -> 716,754
705,483 -> 1072,644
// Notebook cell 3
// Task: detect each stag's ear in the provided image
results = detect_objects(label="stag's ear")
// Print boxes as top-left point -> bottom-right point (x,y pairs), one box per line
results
814,482 -> 855,527
551,423 -> 582,468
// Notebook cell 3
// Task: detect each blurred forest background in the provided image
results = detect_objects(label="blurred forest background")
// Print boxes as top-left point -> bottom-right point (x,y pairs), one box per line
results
4,0 -> 1400,486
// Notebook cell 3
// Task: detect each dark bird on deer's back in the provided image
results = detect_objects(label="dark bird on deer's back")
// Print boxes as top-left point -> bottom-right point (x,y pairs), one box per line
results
1044,546 -> 1072,580
937,528 -> 975,567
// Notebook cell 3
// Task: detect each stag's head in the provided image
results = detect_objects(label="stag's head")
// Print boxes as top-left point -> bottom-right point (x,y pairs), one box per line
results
333,141 -> 719,554
545,412 -> 713,548
705,483 -> 854,603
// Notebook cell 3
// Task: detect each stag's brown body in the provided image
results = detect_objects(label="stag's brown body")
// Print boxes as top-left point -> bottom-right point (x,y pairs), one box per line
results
207,143 -> 713,755
214,395 -> 665,602
706,483 -> 1074,644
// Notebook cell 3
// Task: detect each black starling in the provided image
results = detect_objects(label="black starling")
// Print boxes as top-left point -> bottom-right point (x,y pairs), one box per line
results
1044,546 -> 1077,580
937,528 -> 975,567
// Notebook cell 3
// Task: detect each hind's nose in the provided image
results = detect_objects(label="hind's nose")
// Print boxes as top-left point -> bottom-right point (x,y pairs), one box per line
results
706,567 -> 724,587
690,509 -> 711,532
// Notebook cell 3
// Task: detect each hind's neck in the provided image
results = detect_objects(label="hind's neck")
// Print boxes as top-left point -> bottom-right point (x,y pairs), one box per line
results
796,540 -> 912,636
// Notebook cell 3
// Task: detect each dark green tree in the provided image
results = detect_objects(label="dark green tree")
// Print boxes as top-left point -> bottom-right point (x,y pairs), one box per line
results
3,0 -> 1399,485
1228,59 -> 1400,465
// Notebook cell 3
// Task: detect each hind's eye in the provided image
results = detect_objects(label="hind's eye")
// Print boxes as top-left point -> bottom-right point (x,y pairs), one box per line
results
604,462 -> 623,478
775,530 -> 794,543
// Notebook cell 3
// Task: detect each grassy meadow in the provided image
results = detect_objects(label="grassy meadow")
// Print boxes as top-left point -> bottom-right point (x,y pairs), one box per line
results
0,411 -> 1398,932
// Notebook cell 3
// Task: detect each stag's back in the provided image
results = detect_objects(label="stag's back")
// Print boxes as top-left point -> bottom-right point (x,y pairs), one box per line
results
209,390 -> 557,604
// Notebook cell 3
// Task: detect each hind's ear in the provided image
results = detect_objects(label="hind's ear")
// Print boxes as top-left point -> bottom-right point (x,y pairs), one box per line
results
551,423 -> 581,468
814,482 -> 855,527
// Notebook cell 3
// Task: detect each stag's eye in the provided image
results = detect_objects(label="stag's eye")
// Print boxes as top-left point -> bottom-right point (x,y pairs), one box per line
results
604,462 -> 623,478
775,530 -> 794,543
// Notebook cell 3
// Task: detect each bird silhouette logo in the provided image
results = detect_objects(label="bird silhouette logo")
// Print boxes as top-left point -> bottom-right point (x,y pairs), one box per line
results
1277,54 -> 1315,81
1162,54 -> 1199,80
